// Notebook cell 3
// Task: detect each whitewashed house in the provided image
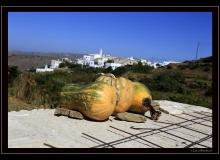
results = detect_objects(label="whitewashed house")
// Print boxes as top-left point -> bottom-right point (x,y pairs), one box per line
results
36,65 -> 54,73
89,61 -> 95,67
161,61 -> 181,66
50,59 -> 63,69
95,58 -> 105,66
128,56 -> 134,60
116,58 -> 138,66
77,59 -> 84,65
50,58 -> 73,69
77,49 -> 110,68
83,55 -> 92,65
140,59 -> 147,64
61,57 -> 72,62
145,60 -> 180,69
36,58 -> 71,73
146,61 -> 153,66
105,63 -> 122,70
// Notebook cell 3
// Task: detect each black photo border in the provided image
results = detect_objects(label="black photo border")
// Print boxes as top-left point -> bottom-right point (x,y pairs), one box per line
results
1,5 -> 219,154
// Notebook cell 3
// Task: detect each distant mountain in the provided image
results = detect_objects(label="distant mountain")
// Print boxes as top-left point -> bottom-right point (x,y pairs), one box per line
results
8,51 -> 84,57
8,51 -> 83,71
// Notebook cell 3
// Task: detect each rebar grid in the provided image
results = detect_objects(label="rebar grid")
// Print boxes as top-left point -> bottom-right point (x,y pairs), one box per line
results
81,112 -> 212,148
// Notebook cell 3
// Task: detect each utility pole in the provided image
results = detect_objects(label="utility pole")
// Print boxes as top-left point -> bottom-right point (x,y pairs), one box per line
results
196,42 -> 200,60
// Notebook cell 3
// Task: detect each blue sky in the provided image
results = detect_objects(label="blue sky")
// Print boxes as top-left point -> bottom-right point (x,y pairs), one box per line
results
8,12 -> 212,61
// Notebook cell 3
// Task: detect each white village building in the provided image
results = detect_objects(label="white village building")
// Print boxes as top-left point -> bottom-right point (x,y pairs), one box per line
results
36,57 -> 72,72
77,49 -> 181,70
77,49 -> 103,67
76,49 -> 124,70
140,59 -> 147,64
50,59 -> 63,69
161,60 -> 181,66
61,57 -> 72,63
50,58 -> 72,69
145,60 -> 181,68
36,65 -> 54,73
128,56 -> 135,60
76,59 -> 84,65
105,63 -> 122,70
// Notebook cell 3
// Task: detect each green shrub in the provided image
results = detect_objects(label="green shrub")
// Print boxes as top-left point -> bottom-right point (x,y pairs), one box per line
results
8,87 -> 14,96
13,72 -> 65,107
59,62 -> 68,68
168,94 -> 211,108
188,62 -> 202,70
203,66 -> 211,72
150,71 -> 186,93
131,63 -> 153,74
200,56 -> 212,63
59,62 -> 81,69
12,69 -> 100,107
166,65 -> 172,69
111,66 -> 128,76
128,76 -> 136,81
28,67 -> 36,72
103,67 -> 113,73
152,90 -> 211,108
8,66 -> 21,85
111,63 -> 153,76
188,82 -> 200,89
178,64 -> 188,70
204,87 -> 212,96
140,77 -> 157,91
194,79 -> 210,89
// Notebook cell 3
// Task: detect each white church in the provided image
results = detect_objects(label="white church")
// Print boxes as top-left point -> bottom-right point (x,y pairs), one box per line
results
76,49 -> 122,70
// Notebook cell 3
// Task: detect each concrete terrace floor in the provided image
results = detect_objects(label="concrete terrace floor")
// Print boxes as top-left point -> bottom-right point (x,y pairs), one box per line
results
8,100 -> 212,148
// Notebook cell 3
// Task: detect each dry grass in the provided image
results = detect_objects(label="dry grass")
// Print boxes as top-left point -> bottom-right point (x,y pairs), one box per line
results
8,96 -> 47,112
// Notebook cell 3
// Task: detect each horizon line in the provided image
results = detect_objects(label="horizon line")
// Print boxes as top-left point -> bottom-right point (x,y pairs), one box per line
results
8,49 -> 212,62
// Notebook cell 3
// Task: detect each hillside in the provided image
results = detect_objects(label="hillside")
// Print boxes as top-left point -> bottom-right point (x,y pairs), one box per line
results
8,51 -> 83,71
120,56 -> 212,108
8,56 -> 212,110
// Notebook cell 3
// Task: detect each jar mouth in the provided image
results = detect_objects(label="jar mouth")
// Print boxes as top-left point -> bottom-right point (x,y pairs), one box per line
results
142,98 -> 151,108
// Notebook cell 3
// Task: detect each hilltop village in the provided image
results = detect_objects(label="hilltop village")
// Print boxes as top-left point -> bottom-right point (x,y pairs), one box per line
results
36,49 -> 180,72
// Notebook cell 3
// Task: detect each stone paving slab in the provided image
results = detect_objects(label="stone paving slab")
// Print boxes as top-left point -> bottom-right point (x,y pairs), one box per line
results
8,100 -> 212,148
